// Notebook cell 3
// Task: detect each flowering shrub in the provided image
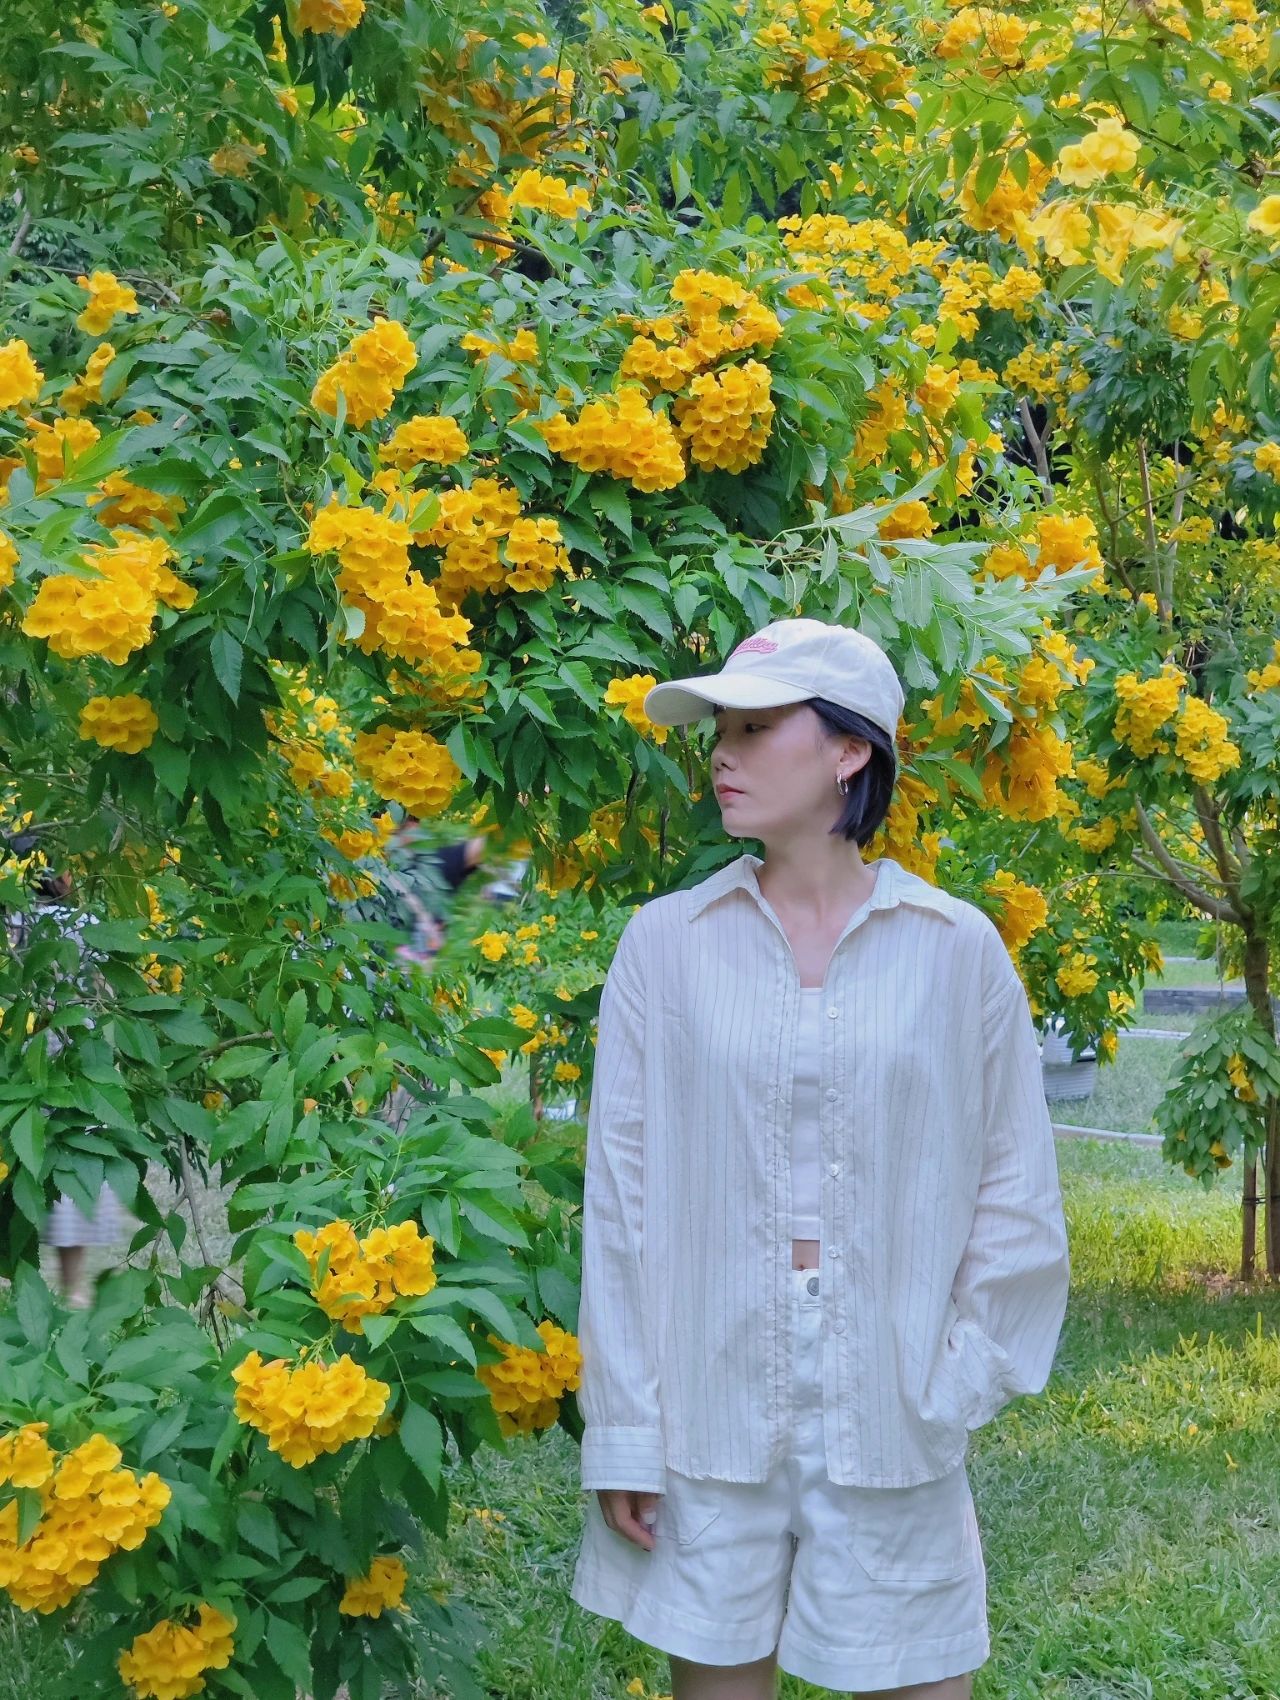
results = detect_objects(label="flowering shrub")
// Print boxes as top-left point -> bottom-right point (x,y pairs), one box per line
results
1,0 -> 1279,1689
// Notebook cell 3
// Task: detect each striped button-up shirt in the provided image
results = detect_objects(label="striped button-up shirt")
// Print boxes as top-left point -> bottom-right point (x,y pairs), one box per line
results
576,852 -> 1070,1492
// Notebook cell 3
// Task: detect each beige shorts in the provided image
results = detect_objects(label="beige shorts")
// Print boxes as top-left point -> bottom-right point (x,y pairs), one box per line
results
571,1265 -> 990,1691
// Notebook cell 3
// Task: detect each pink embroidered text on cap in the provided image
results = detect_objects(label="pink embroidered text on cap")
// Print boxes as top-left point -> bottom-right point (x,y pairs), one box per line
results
730,636 -> 780,658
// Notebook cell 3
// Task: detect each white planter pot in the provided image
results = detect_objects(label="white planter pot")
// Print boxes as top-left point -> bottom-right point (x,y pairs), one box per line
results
1040,1019 -> 1098,1102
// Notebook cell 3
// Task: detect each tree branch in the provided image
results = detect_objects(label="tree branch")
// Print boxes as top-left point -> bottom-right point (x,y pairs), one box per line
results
1132,797 -> 1239,920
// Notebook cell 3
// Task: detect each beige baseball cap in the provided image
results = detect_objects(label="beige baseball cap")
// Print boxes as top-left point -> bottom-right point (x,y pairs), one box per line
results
642,617 -> 905,740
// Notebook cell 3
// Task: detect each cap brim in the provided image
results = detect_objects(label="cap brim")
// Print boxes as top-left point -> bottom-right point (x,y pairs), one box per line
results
642,673 -> 814,726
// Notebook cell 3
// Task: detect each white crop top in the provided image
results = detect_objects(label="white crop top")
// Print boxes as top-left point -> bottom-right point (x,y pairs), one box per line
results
791,987 -> 823,1241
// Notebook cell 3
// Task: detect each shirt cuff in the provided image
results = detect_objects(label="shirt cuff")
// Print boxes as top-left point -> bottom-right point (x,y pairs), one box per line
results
579,1425 -> 667,1493
949,1315 -> 1015,1431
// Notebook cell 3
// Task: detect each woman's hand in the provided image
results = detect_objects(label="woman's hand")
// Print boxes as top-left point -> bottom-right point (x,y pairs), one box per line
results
596,1488 -> 661,1552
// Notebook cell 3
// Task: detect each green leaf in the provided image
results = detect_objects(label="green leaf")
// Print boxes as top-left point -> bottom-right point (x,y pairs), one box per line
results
399,1403 -> 443,1490
588,482 -> 633,540
149,738 -> 191,801
264,1615 -> 312,1690
211,631 -> 243,704
283,989 -> 308,1049
9,1107 -> 45,1174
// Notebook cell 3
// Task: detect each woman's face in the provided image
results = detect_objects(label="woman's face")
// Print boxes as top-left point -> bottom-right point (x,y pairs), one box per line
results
707,703 -> 870,843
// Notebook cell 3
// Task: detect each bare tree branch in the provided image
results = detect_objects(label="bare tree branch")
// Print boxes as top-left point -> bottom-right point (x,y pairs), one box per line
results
1132,797 -> 1240,920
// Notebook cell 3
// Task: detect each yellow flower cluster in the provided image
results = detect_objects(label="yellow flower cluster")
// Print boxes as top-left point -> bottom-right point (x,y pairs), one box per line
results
322,816 -> 396,861
1246,639 -> 1280,694
984,871 -> 1048,957
619,269 -> 782,395
1056,949 -> 1100,998
878,499 -> 934,542
935,6 -> 1030,65
339,1555 -> 407,1617
1174,695 -> 1241,784
1056,116 -> 1141,186
502,515 -> 573,593
60,343 -> 116,414
90,471 -> 187,533
117,1603 -> 235,1700
1034,511 -> 1104,576
959,155 -> 1053,242
295,0 -> 365,34
25,415 -> 101,489
209,140 -> 265,178
0,530 -> 17,591
78,693 -> 159,754
294,1218 -> 438,1333
380,414 -> 469,469
1246,194 -> 1280,241
1227,1052 -> 1258,1103
508,167 -> 591,218
754,0 -> 908,105
603,673 -> 669,745
231,1351 -> 390,1467
854,376 -> 907,463
76,270 -> 139,337
0,1427 -> 170,1613
673,360 -> 775,472
0,338 -> 42,409
1072,816 -> 1119,853
22,532 -> 196,664
305,497 -> 481,679
1113,663 -> 1186,757
352,724 -> 462,816
312,319 -> 417,429
982,722 -> 1074,820
412,476 -> 570,607
540,386 -> 686,491
477,1319 -> 583,1437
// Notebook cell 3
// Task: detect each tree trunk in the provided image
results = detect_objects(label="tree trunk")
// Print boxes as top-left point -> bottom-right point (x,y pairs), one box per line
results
1240,930 -> 1277,1279
1242,1157 -> 1257,1283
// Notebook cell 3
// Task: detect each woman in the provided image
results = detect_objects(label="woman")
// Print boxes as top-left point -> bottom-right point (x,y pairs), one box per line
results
570,617 -> 1070,1699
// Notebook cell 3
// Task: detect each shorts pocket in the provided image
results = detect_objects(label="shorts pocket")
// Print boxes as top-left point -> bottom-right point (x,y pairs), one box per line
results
846,1466 -> 976,1584
655,1483 -> 724,1547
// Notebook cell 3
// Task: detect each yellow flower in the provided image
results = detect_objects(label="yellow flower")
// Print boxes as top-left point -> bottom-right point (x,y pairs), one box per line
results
0,338 -> 43,410
984,871 -> 1048,956
339,1554 -> 407,1617
295,0 -> 365,33
1056,949 -> 1100,998
603,673 -> 669,745
209,140 -> 266,179
117,1604 -> 235,1700
75,271 -> 140,337
1245,195 -> 1280,241
231,1351 -> 390,1466
508,168 -> 591,219
78,693 -> 159,754
1055,116 -> 1140,187
380,414 -> 469,469
1174,695 -> 1241,785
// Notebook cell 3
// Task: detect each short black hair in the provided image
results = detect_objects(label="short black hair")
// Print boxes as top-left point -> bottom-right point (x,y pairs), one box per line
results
806,698 -> 897,848
707,698 -> 898,848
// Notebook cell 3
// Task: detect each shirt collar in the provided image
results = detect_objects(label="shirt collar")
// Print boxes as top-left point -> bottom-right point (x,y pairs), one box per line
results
685,852 -> 957,925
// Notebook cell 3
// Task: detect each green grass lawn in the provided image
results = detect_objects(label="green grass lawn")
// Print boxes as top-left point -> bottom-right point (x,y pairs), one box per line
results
1048,1037 -> 1183,1136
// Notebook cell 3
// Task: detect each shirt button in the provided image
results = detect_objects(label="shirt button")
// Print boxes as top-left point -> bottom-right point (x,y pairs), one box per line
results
828,1163 -> 840,1177
834,1319 -> 847,1334
825,1088 -> 837,1101
828,1247 -> 842,1259
827,1006 -> 839,1019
